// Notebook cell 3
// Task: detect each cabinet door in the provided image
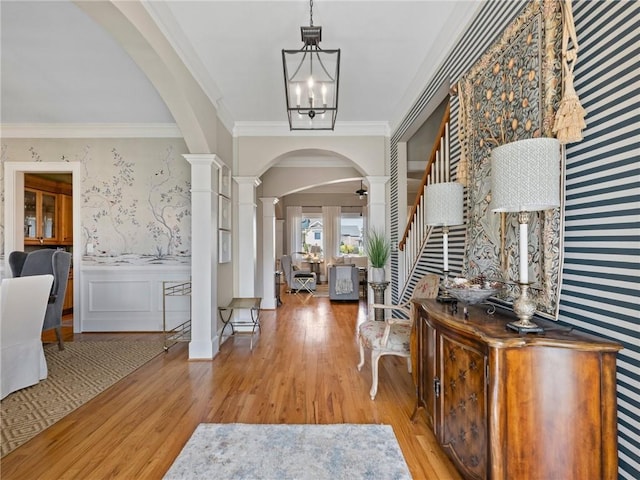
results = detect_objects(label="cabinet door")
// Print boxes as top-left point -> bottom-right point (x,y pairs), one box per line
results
60,194 -> 73,244
438,333 -> 488,480
24,189 -> 38,240
24,189 -> 59,244
40,192 -> 58,242
418,314 -> 437,429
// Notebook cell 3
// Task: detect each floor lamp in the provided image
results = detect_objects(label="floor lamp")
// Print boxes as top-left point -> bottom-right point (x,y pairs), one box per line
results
491,137 -> 561,333
425,182 -> 464,302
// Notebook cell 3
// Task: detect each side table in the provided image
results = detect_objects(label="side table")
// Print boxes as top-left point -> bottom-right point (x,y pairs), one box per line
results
218,297 -> 262,350
369,281 -> 390,321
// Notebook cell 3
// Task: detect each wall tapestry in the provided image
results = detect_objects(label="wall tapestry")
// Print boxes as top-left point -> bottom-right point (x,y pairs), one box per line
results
458,0 -> 564,319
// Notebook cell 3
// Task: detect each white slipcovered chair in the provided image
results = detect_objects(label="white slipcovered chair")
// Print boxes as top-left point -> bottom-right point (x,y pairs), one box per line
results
357,273 -> 440,400
280,254 -> 317,294
1,274 -> 54,399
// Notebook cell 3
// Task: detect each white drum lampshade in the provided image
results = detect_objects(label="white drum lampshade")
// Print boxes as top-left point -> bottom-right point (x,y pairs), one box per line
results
491,137 -> 561,213
425,182 -> 464,226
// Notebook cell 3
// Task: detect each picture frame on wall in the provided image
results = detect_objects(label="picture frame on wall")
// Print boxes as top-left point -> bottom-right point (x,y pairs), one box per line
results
219,230 -> 231,263
219,164 -> 231,198
219,195 -> 231,231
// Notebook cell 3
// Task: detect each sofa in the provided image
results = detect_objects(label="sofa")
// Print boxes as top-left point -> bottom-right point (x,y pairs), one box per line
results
328,264 -> 360,301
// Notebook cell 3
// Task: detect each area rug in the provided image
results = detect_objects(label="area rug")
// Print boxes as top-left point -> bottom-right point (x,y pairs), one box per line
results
0,340 -> 164,457
164,423 -> 411,479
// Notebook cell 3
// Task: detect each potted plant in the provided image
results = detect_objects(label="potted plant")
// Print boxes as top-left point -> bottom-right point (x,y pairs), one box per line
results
365,227 -> 391,283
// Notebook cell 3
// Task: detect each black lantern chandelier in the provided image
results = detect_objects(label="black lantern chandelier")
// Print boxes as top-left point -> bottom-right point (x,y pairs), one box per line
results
282,0 -> 340,130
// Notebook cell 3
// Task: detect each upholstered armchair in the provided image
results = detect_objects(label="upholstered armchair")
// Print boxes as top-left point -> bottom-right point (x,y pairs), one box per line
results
328,264 -> 359,301
280,254 -> 317,294
357,273 -> 440,400
9,249 -> 72,350
1,274 -> 54,399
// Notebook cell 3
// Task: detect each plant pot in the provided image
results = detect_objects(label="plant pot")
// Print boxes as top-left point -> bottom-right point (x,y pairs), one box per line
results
370,267 -> 385,283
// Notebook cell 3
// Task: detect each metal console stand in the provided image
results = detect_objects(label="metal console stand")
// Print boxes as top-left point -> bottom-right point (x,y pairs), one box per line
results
162,280 -> 192,351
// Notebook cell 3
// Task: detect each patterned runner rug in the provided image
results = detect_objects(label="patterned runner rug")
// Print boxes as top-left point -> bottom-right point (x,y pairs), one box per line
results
1,340 -> 164,457
164,423 -> 411,479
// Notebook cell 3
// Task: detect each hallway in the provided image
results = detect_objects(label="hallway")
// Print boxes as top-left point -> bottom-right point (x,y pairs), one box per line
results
1,292 -> 461,479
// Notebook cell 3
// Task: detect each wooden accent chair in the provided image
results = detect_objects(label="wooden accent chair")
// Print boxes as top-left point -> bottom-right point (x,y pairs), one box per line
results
357,273 -> 440,400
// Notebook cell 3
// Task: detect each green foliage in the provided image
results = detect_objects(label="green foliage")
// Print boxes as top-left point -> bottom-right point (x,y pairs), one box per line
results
365,228 -> 391,268
340,244 -> 359,254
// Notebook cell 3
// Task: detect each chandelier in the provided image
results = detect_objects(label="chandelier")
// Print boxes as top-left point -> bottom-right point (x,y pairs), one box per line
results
282,0 -> 340,130
355,180 -> 368,199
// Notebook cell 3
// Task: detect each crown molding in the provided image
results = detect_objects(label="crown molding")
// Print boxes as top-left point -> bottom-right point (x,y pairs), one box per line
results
0,123 -> 183,138
233,121 -> 390,138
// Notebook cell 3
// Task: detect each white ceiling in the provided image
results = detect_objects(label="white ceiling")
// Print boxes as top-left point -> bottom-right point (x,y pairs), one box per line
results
1,1 -> 481,197
0,0 -> 482,133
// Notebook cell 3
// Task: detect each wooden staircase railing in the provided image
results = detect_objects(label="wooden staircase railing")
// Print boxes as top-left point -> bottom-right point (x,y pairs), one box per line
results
398,103 -> 451,290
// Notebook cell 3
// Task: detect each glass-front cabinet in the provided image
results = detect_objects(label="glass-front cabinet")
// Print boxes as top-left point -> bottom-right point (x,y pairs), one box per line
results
24,188 -> 59,244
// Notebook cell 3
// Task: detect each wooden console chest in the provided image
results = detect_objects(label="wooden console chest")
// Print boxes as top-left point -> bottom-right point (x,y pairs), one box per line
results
412,299 -> 622,480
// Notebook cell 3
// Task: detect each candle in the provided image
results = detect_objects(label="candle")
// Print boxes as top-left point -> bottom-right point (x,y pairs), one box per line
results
519,222 -> 528,283
295,85 -> 301,107
443,230 -> 449,271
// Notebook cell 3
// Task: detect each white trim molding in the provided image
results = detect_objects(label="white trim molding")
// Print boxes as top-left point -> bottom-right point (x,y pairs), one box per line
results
0,123 -> 183,138
233,121 -> 390,137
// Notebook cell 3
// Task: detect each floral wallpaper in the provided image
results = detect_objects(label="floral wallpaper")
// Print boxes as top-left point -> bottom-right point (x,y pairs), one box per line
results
0,138 -> 191,266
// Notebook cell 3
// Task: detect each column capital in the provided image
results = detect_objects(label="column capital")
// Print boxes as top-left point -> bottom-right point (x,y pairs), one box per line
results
233,176 -> 262,188
259,197 -> 279,206
365,175 -> 390,187
260,197 -> 279,218
182,153 -> 223,170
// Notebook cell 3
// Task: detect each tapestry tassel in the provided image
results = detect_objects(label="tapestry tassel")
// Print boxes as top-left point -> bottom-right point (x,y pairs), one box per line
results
553,0 -> 586,144
455,80 -> 469,187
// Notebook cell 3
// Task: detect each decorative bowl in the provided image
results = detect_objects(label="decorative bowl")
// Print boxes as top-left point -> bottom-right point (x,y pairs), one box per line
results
444,278 -> 505,305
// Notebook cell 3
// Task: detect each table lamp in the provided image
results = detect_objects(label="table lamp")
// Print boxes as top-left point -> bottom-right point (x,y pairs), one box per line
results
425,182 -> 464,302
491,137 -> 561,333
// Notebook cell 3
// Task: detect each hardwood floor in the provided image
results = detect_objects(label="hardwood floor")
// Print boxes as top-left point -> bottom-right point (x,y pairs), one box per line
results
2,293 -> 461,479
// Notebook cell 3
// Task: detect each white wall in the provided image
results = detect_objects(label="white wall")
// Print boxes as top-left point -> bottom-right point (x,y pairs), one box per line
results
237,135 -> 388,177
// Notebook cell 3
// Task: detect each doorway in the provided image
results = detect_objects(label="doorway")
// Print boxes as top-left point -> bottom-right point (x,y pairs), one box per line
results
4,161 -> 82,334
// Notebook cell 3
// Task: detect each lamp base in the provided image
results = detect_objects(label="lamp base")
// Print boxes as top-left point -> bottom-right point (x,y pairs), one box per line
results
438,269 -> 456,303
506,320 -> 544,334
437,292 -> 457,303
510,282 -> 544,334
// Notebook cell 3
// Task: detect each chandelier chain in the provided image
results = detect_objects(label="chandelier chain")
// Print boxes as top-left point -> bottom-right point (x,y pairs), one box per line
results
309,0 -> 314,27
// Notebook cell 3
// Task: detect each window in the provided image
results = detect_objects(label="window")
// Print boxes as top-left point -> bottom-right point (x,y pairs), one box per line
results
301,213 -> 322,255
339,213 -> 363,255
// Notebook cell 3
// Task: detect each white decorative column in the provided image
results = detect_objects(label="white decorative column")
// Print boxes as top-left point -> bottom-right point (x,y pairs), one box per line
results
183,154 -> 223,359
234,176 -> 262,303
260,197 -> 279,309
366,175 -> 390,252
366,176 -> 390,318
